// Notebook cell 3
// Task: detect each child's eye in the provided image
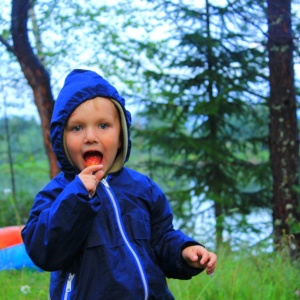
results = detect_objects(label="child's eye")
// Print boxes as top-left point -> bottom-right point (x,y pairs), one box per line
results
72,125 -> 82,132
99,123 -> 108,129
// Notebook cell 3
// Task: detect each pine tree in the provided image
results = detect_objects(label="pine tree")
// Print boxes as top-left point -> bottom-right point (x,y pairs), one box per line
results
131,0 -> 271,248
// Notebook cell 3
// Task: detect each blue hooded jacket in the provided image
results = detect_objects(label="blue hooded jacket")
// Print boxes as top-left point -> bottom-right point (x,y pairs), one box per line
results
22,69 -> 203,300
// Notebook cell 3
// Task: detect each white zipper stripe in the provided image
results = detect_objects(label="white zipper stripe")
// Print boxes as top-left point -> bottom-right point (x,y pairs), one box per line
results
101,178 -> 149,300
63,273 -> 75,300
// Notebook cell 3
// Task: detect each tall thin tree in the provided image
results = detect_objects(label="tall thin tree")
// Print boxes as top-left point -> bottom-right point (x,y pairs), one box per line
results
267,0 -> 300,252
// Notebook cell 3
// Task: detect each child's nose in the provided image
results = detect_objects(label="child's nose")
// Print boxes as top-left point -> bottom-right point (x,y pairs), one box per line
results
84,128 -> 98,143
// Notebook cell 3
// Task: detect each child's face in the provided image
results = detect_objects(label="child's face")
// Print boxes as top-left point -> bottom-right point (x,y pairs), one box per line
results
65,97 -> 122,174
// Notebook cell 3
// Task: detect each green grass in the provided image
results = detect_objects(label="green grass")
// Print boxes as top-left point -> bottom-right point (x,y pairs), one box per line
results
0,269 -> 49,300
1,248 -> 299,299
168,247 -> 300,300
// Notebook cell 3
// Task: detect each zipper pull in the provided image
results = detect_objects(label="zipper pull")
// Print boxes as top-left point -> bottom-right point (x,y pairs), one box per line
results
101,177 -> 110,188
66,273 -> 75,293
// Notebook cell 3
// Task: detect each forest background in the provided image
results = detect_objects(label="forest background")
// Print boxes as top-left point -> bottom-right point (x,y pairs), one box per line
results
0,0 -> 300,258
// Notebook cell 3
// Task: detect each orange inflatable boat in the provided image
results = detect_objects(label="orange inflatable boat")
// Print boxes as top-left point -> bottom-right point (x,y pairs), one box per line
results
0,226 -> 24,249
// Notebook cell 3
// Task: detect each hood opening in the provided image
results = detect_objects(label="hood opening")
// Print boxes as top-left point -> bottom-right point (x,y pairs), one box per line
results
51,69 -> 131,175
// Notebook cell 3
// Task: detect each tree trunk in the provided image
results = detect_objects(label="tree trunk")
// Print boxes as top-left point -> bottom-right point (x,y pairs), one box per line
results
267,0 -> 300,253
11,0 -> 59,178
214,202 -> 224,250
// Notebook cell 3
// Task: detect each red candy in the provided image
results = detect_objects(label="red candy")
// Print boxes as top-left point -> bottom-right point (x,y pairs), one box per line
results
85,153 -> 102,166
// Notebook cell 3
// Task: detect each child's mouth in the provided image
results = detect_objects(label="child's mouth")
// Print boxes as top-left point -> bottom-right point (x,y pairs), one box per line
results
84,151 -> 103,166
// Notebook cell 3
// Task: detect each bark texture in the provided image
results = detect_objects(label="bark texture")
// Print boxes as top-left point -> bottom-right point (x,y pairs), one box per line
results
267,0 -> 300,252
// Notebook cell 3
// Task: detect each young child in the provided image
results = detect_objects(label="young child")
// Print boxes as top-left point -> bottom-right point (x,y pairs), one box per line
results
22,69 -> 217,300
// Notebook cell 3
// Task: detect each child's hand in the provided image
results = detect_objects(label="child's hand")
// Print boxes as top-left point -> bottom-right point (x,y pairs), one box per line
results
182,245 -> 217,275
78,164 -> 104,197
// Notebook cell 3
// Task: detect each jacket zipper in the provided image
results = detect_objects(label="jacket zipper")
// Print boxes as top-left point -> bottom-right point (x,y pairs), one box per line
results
63,273 -> 75,300
101,178 -> 149,300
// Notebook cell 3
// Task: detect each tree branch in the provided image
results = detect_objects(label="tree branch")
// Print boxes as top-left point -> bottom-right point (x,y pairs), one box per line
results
0,35 -> 15,54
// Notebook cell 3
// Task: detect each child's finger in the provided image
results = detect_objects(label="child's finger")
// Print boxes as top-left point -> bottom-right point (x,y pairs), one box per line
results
205,254 -> 217,275
94,169 -> 105,181
190,248 -> 202,261
198,250 -> 208,265
81,164 -> 103,174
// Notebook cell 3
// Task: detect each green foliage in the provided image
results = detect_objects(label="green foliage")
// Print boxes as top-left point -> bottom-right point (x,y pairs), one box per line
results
122,0 -> 273,246
0,188 -> 47,227
0,116 -> 49,226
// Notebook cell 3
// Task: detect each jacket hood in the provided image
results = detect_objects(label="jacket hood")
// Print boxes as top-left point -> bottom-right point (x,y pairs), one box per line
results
50,69 -> 132,175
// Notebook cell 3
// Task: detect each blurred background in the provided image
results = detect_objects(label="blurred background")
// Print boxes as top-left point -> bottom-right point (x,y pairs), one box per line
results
0,0 -> 300,257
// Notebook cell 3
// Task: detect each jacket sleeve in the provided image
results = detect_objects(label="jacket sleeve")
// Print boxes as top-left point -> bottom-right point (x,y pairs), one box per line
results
21,174 -> 101,271
149,180 -> 204,279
